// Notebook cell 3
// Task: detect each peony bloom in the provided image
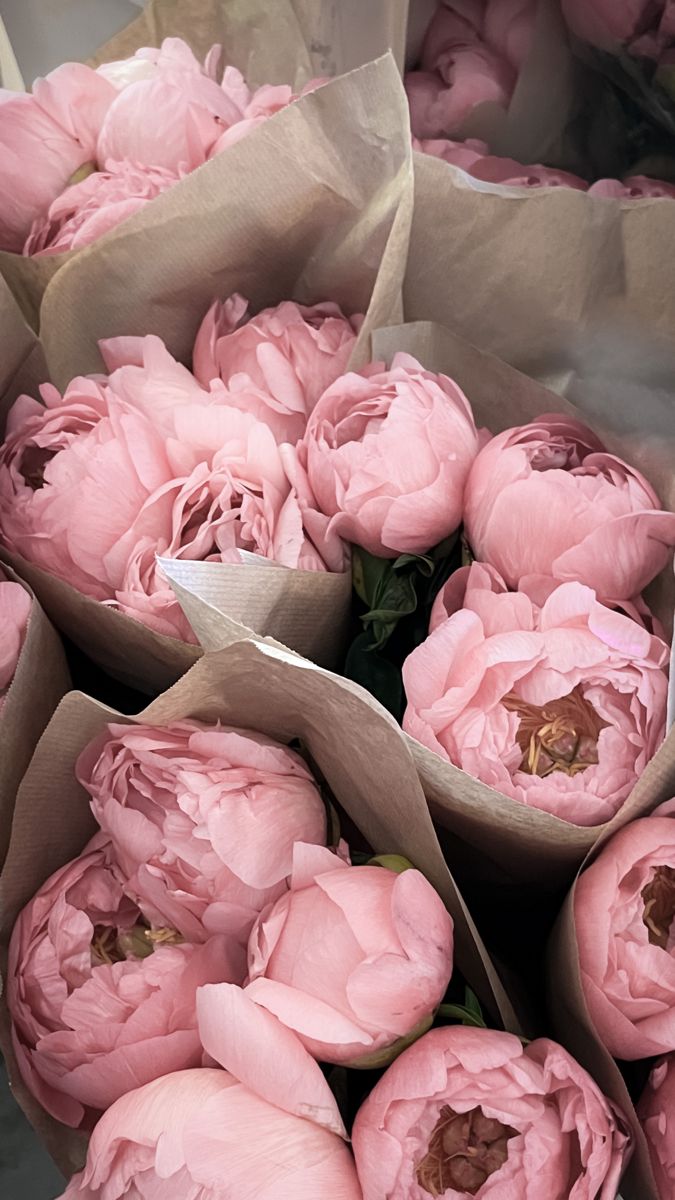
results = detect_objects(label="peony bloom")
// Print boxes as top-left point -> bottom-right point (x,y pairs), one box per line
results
412,134 -> 490,169
403,564 -> 668,825
406,0 -> 537,139
58,1066 -> 362,1199
589,174 -> 675,199
243,843 -> 454,1066
0,64 -> 116,251
7,836 -> 240,1128
575,813 -> 675,1059
352,1025 -> 630,1200
0,579 -> 31,712
639,1055 -> 675,1198
468,155 -> 589,189
77,721 -> 328,948
296,352 -> 479,558
463,415 -> 675,604
192,294 -> 362,444
24,160 -> 182,255
561,0 -> 675,59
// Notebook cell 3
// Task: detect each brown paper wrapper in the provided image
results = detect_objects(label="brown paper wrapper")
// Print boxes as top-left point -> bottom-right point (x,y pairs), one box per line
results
0,55 -> 412,693
369,321 -> 675,896
406,151 -> 675,393
0,637 -> 521,1175
0,276 -> 48,435
0,562 -> 70,866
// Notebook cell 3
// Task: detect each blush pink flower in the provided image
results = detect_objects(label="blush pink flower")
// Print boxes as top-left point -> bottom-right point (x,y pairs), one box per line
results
242,843 -> 454,1066
575,813 -> 675,1059
468,155 -> 589,189
24,160 -> 182,255
0,579 -> 31,712
638,1055 -> 675,1198
58,1065 -> 361,1200
561,0 -> 675,57
403,565 -> 669,825
7,835 -> 240,1128
0,64 -> 116,251
76,722 -> 328,948
352,1025 -> 630,1200
192,294 -> 362,444
296,352 -> 479,558
589,174 -> 675,199
412,134 -> 490,169
464,415 -> 675,604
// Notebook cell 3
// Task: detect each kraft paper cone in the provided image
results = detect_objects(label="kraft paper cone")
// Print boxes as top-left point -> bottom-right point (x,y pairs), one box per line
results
0,638 -> 521,1174
369,321 -> 675,895
0,562 -> 70,867
0,55 -> 412,693
405,152 -> 675,392
0,276 -> 47,435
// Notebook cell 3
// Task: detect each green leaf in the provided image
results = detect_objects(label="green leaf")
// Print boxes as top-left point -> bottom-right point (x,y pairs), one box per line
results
464,987 -> 484,1022
351,547 -> 392,608
343,632 -> 405,720
393,551 -> 435,576
436,1002 -> 487,1029
368,854 -> 415,873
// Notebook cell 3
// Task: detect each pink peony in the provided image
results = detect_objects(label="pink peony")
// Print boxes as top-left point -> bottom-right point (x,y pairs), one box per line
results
0,579 -> 31,712
468,154 -> 589,189
0,64 -> 116,251
412,134 -> 490,169
76,721 -> 328,948
296,352 -> 480,558
24,160 -> 182,255
463,415 -> 675,604
589,174 -> 675,199
562,0 -> 675,58
192,294 -> 362,444
242,843 -> 454,1066
58,1066 -> 361,1199
639,1055 -> 675,1198
352,1025 -> 630,1200
7,836 -> 240,1128
403,564 -> 668,825
575,814 -> 675,1059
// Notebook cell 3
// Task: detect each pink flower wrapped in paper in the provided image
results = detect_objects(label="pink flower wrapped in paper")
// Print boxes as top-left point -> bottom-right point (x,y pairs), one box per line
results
295,352 -> 479,558
406,0 -> 537,140
575,811 -> 675,1059
77,721 -> 328,948
8,835 -> 240,1128
352,1025 -> 630,1199
404,563 -> 668,825
412,134 -> 490,169
192,293 -> 362,443
242,843 -> 453,1066
589,174 -> 675,199
639,1055 -> 675,1198
464,415 -> 675,604
0,577 -> 31,713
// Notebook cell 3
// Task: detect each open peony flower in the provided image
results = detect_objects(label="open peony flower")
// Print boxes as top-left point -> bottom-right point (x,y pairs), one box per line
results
404,564 -> 668,825
295,352 -> 479,558
58,1065 -> 362,1200
469,155 -> 589,189
193,294 -> 363,443
352,1025 -> 630,1200
24,160 -> 182,255
575,812 -> 675,1059
412,134 -> 490,169
76,721 -> 328,948
8,835 -> 240,1128
639,1055 -> 675,1198
464,415 -> 675,604
406,1 -> 537,140
589,174 -> 675,199
241,844 -> 454,1066
0,578 -> 31,713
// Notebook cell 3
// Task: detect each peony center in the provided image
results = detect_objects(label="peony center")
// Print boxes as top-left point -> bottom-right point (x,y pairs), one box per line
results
503,687 -> 605,778
416,1105 -> 517,1197
642,866 -> 675,949
20,446 -> 56,491
90,922 -> 183,966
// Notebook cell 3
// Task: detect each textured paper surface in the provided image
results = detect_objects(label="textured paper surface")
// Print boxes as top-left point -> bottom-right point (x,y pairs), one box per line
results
0,55 -> 412,693
0,638 -> 521,1174
0,277 -> 47,435
371,322 -> 675,894
0,562 -> 70,866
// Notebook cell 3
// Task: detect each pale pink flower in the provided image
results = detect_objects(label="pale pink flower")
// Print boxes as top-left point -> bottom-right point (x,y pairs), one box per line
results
76,721 -> 328,948
8,835 -> 240,1128
192,294 -> 362,443
464,415 -> 675,604
412,134 -> 489,169
575,813 -> 675,1059
296,352 -> 479,558
403,565 -> 669,825
562,0 -> 675,57
639,1055 -> 675,1198
0,579 -> 31,712
589,174 -> 675,199
58,1065 -> 361,1199
242,843 -> 453,1066
352,1025 -> 630,1200
469,155 -> 589,189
